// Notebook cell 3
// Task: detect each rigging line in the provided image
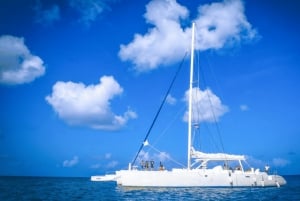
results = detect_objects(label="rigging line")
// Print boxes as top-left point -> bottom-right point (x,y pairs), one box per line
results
196,50 -> 225,153
193,94 -> 221,152
151,105 -> 186,148
194,91 -> 222,151
205,90 -> 226,154
147,143 -> 186,168
131,51 -> 188,166
192,51 -> 221,152
192,125 -> 201,150
204,53 -> 225,101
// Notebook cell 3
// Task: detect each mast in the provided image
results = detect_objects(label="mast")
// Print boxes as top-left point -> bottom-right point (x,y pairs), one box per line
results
187,22 -> 195,170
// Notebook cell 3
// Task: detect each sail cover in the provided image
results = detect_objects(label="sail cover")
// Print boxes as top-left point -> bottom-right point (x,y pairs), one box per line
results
191,147 -> 245,161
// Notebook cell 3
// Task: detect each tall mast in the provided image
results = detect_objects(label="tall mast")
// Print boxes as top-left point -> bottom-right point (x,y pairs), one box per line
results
187,22 -> 195,170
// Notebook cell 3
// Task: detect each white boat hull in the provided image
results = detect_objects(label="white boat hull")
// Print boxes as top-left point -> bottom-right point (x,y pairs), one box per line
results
115,167 -> 286,187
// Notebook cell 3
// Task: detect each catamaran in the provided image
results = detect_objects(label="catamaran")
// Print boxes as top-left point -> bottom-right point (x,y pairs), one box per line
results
91,23 -> 286,187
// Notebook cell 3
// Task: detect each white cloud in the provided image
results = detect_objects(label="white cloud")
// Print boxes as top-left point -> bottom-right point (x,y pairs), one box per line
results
245,155 -> 265,168
194,0 -> 256,50
69,0 -> 113,26
107,160 -> 118,168
33,1 -> 60,25
90,163 -> 101,169
138,150 -> 151,161
183,87 -> 228,123
90,153 -> 118,169
138,150 -> 170,163
246,155 -> 291,169
0,35 -> 45,85
105,153 -> 112,159
46,76 -> 137,130
119,0 -> 190,71
119,0 -> 257,72
240,104 -> 249,111
166,94 -> 177,105
63,156 -> 79,167
272,158 -> 290,167
155,151 -> 170,162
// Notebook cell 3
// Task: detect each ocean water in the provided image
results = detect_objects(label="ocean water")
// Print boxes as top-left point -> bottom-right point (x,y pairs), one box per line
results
0,175 -> 299,201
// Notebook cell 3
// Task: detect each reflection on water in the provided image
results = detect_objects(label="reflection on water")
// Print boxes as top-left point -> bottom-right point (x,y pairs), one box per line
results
0,176 -> 298,201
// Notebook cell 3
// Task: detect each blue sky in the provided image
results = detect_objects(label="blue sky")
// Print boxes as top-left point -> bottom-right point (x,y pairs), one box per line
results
0,0 -> 299,177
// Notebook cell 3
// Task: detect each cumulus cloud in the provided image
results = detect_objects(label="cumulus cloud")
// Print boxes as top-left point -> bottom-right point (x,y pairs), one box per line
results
105,153 -> 112,159
107,160 -> 118,168
63,156 -> 79,167
69,0 -> 115,26
155,151 -> 170,162
183,88 -> 228,123
138,150 -> 170,162
90,163 -> 101,169
45,76 -> 137,130
245,155 -> 265,167
272,158 -> 290,167
90,153 -> 119,169
33,1 -> 60,25
119,0 -> 257,72
166,94 -> 177,105
138,150 -> 151,161
194,0 -> 256,50
240,104 -> 249,111
119,0 -> 190,71
0,35 -> 45,85
91,160 -> 118,169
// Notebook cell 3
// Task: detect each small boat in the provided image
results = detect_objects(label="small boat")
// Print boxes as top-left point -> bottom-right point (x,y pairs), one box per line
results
90,174 -> 118,181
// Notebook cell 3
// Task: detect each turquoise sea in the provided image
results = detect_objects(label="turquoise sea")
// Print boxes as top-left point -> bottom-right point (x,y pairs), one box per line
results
0,175 -> 299,200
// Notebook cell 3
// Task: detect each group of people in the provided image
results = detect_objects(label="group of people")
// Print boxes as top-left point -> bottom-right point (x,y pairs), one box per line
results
140,160 -> 165,170
223,163 -> 242,171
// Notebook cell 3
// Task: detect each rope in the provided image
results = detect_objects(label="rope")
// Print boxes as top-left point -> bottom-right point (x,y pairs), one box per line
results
147,143 -> 186,168
194,49 -> 226,154
151,105 -> 186,148
131,52 -> 188,166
